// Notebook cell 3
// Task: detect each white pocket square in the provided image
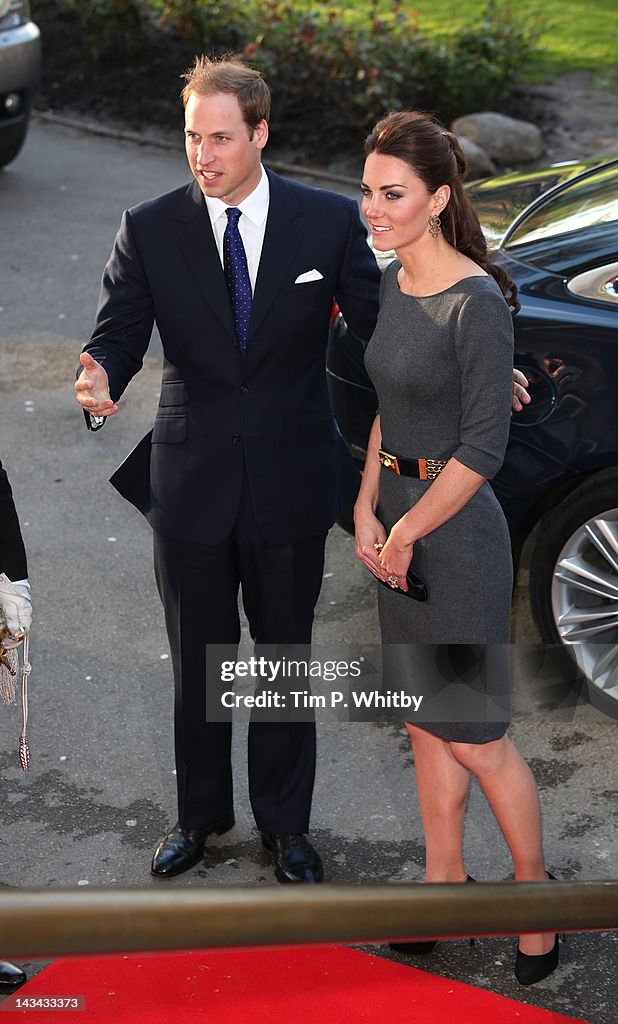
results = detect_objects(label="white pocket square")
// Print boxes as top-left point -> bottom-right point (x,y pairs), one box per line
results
295,269 -> 324,284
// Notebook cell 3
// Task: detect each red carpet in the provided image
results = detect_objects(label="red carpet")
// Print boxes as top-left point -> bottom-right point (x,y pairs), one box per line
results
0,946 -> 588,1023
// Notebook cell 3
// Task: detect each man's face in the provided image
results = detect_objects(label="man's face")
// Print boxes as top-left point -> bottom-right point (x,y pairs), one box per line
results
184,92 -> 268,206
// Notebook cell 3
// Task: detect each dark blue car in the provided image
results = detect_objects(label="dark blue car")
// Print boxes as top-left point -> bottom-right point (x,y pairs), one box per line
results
327,156 -> 618,717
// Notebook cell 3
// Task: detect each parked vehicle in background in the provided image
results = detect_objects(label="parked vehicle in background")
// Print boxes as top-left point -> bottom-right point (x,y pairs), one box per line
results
327,156 -> 618,718
0,0 -> 40,168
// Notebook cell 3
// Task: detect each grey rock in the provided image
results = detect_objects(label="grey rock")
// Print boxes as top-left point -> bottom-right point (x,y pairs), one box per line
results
457,136 -> 496,179
452,111 -> 544,164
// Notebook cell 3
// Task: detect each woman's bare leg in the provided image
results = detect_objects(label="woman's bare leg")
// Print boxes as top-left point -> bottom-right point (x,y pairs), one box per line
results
405,723 -> 470,882
450,734 -> 553,955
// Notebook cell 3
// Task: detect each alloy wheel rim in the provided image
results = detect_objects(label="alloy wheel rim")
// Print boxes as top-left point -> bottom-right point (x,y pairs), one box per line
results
551,510 -> 618,709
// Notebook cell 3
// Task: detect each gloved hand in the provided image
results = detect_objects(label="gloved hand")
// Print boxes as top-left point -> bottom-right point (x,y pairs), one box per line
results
0,574 -> 32,637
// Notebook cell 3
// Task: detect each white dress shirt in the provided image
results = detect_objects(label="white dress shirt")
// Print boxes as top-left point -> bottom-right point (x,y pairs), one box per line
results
88,169 -> 271,429
203,165 -> 270,290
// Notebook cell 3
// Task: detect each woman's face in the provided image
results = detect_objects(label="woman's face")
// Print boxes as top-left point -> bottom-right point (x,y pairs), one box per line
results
361,152 -> 445,252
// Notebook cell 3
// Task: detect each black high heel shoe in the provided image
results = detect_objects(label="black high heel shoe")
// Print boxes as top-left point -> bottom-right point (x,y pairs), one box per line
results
389,875 -> 475,957
514,871 -> 565,985
0,961 -> 27,989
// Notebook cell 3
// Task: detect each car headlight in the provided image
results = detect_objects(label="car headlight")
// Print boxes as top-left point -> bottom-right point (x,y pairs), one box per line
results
0,0 -> 31,30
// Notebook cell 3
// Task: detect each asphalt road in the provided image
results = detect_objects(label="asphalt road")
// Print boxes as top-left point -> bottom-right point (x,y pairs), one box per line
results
0,121 -> 616,1023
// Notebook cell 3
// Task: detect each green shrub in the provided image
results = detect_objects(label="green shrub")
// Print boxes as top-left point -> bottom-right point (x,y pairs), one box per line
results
151,0 -> 248,49
63,0 -> 144,59
442,1 -> 539,115
237,0 -> 538,153
240,1 -> 421,148
46,0 -> 539,155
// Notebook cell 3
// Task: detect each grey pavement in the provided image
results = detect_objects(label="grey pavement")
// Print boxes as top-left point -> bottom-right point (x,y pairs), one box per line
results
0,121 -> 616,1023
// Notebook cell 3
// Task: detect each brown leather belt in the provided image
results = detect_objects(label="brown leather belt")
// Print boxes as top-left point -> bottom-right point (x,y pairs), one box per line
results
378,447 -> 448,481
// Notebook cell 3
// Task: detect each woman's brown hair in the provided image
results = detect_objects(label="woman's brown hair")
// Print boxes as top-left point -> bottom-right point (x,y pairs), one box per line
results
365,111 -> 520,313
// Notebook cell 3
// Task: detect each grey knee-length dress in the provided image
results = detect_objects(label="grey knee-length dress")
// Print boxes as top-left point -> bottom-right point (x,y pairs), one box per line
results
363,263 -> 514,743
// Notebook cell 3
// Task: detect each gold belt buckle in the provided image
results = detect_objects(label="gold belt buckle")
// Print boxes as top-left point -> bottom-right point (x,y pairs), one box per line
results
419,458 -> 447,481
378,448 -> 400,475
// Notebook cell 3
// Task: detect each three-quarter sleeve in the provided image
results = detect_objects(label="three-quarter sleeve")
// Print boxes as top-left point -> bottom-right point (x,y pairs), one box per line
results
451,289 -> 514,479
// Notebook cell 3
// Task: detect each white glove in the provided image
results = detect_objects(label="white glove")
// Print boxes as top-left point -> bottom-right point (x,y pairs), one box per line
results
0,574 -> 32,636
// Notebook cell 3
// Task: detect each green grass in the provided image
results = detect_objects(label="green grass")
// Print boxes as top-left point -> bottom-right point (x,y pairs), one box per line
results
306,1 -> 617,84
406,0 -> 617,82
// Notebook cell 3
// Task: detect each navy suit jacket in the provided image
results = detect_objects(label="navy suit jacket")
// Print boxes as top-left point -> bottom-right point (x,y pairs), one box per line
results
0,460 -> 27,580
84,168 -> 380,545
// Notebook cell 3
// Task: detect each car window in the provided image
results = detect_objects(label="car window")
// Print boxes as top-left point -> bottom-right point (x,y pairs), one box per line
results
470,162 -> 598,248
505,165 -> 618,249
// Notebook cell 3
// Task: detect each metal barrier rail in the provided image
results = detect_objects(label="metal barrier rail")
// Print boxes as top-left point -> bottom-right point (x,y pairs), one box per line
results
0,881 -> 616,958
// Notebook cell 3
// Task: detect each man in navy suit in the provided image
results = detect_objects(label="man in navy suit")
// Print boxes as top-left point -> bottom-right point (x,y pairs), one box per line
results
75,55 -> 381,884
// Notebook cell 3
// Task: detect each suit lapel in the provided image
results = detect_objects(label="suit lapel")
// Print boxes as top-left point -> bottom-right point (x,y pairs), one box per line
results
173,181 -> 236,341
249,169 -> 304,340
172,173 -> 305,346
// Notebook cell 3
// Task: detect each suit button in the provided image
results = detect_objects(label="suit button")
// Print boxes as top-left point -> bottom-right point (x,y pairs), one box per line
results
231,434 -> 241,444
240,384 -> 249,394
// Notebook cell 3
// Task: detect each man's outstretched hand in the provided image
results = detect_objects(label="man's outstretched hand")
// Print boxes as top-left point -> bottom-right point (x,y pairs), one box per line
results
512,367 -> 531,413
75,352 -> 118,418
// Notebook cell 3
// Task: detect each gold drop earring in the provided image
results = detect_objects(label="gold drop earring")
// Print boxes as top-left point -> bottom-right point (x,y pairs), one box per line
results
428,214 -> 442,238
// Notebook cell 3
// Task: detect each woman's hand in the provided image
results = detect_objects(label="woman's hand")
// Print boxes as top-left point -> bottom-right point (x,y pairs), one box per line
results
378,523 -> 414,592
354,504 -> 387,580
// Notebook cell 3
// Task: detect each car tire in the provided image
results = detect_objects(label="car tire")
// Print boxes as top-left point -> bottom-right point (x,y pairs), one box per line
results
530,469 -> 618,720
0,119 -> 29,169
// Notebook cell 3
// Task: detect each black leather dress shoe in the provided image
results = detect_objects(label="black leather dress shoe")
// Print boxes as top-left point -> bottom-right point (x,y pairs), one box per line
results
151,818 -> 235,878
0,961 -> 27,989
261,832 -> 324,884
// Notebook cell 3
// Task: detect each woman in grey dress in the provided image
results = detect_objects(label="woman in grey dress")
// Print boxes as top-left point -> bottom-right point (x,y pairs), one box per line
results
354,111 -> 561,985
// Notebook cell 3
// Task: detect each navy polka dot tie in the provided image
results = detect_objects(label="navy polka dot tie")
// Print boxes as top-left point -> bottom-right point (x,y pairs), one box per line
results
223,207 -> 252,355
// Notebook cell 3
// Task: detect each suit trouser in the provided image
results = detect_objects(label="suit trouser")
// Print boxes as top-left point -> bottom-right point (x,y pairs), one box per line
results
153,479 -> 327,832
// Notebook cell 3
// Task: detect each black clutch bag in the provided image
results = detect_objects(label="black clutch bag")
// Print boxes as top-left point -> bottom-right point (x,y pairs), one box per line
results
377,566 -> 428,602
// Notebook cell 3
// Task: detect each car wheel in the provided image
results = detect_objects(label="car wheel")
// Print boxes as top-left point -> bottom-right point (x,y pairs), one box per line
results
0,120 -> 29,169
530,470 -> 618,719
